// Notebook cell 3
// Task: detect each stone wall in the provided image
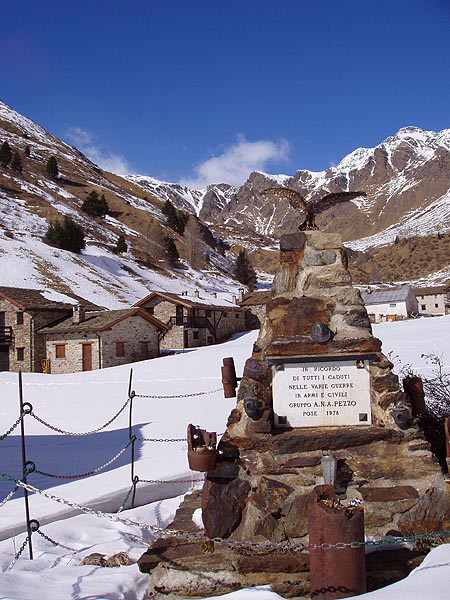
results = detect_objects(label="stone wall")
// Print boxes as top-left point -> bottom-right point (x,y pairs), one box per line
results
101,316 -> 160,368
45,315 -> 161,373
201,231 -> 450,545
0,298 -> 69,372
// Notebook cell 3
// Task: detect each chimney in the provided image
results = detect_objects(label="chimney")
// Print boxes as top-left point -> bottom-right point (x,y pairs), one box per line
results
212,292 -> 217,298
232,295 -> 237,304
238,288 -> 245,303
194,289 -> 200,298
73,305 -> 86,324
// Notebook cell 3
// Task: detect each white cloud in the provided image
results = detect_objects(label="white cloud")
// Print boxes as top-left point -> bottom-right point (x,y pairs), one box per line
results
65,127 -> 132,175
180,135 -> 291,189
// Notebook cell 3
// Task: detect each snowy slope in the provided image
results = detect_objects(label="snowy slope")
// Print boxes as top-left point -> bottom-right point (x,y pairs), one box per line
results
0,318 -> 449,599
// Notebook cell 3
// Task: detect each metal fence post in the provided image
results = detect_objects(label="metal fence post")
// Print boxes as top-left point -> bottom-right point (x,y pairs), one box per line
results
18,371 -> 34,560
127,369 -> 138,508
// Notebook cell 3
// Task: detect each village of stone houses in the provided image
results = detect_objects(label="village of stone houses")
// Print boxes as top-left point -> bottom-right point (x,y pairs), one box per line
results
0,100 -> 450,600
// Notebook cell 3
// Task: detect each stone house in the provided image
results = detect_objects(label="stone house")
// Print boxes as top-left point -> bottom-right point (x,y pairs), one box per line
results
133,290 -> 247,350
0,286 -> 100,373
413,285 -> 450,316
39,307 -> 169,374
237,290 -> 271,330
360,285 -> 419,323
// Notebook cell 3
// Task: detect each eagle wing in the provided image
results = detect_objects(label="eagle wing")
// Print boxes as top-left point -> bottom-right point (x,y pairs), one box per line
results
261,188 -> 308,211
314,191 -> 367,215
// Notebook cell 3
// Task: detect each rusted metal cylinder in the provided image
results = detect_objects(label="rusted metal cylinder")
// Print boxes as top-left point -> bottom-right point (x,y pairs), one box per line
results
222,357 -> 238,398
403,376 -> 426,416
187,424 -> 217,472
309,485 -> 366,599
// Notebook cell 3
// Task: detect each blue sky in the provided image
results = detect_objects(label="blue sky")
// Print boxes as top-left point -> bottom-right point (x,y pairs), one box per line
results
1,0 -> 449,187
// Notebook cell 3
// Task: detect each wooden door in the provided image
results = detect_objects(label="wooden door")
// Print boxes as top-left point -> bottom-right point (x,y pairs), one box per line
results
0,347 -> 9,371
82,343 -> 93,371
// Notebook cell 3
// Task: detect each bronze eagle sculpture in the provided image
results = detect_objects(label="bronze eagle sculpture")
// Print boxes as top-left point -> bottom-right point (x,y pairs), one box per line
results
261,188 -> 366,231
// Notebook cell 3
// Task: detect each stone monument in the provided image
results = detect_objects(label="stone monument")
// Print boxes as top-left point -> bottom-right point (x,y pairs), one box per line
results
139,231 -> 450,599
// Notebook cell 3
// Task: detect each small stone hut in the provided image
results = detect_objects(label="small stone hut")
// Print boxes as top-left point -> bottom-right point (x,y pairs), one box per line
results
40,307 -> 168,373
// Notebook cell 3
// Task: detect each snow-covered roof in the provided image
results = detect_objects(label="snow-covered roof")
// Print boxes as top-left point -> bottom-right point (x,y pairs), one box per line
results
39,308 -> 168,334
134,290 -> 243,310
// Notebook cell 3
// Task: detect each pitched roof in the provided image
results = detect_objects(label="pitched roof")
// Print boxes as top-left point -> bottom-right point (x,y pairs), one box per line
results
134,290 -> 243,311
39,308 -> 169,335
412,286 -> 449,297
0,286 -> 101,311
360,285 -> 413,305
238,290 -> 271,307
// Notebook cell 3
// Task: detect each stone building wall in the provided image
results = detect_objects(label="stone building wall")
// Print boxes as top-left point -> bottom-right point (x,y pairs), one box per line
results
0,298 -> 69,372
101,316 -> 160,368
45,333 -> 100,374
45,316 -> 161,373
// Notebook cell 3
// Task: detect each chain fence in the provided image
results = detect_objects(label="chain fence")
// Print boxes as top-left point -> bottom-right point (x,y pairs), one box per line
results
0,415 -> 23,441
0,368 -> 230,568
134,387 -> 223,399
2,472 -> 450,562
29,395 -> 132,436
34,439 -> 133,480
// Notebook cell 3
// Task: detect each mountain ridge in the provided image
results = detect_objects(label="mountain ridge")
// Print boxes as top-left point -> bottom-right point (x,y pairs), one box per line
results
1,98 -> 449,302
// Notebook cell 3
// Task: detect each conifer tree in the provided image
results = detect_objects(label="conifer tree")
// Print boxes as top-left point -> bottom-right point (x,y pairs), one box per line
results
46,155 -> 59,179
0,141 -> 12,167
115,235 -> 127,254
234,250 -> 257,290
162,200 -> 187,235
44,216 -> 85,253
81,191 -> 109,217
11,151 -> 23,172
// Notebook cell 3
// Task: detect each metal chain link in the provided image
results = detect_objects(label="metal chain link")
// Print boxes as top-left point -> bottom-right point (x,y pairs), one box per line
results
7,534 -> 30,571
36,528 -> 58,547
0,484 -> 19,509
138,437 -> 187,442
29,395 -> 131,436
2,474 -> 449,554
117,484 -> 135,513
0,415 -> 23,441
138,477 -> 205,484
35,439 -> 133,479
135,388 -> 222,399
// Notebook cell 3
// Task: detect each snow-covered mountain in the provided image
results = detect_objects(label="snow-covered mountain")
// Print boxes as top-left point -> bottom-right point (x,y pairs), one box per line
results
1,97 -> 450,297
0,100 -> 242,307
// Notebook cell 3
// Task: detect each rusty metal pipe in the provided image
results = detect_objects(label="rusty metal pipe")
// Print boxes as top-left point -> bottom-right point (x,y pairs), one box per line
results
403,376 -> 426,416
308,485 -> 366,599
222,357 -> 238,398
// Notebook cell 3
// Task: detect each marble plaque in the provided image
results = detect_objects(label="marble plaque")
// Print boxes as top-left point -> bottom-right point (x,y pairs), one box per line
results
272,359 -> 371,427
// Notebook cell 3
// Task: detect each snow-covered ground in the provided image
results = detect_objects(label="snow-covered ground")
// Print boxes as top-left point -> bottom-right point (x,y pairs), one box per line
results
0,317 -> 449,599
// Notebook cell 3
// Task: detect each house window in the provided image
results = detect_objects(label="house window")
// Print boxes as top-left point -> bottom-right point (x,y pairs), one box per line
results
223,312 -> 227,317
116,342 -> 125,357
145,307 -> 154,315
17,347 -> 25,361
235,313 -> 240,319
193,331 -> 199,340
421,304 -> 426,311
16,312 -> 24,325
389,303 -> 396,308
435,303 -> 439,308
55,344 -> 66,359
